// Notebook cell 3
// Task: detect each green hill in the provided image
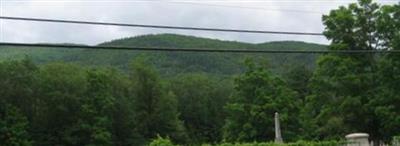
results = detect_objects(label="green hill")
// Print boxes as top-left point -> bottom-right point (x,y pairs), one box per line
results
0,34 -> 327,75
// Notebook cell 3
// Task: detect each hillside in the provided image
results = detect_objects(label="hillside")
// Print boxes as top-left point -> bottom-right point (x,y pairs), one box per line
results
0,34 -> 327,75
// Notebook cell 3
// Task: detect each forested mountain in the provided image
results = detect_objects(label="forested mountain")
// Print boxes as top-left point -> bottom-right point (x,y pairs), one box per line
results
0,34 -> 326,75
0,34 -> 327,145
2,1 -> 399,145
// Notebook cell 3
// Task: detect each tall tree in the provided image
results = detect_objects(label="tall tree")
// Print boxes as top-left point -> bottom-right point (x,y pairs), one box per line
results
0,59 -> 38,145
223,60 -> 300,142
33,63 -> 87,145
0,59 -> 38,121
283,64 -> 316,140
129,58 -> 187,145
307,0 -> 400,143
374,2 -> 400,142
74,69 -> 118,146
169,74 -> 232,144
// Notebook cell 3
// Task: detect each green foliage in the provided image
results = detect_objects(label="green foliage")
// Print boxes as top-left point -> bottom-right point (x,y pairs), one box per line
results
223,60 -> 300,142
76,69 -> 119,146
33,63 -> 88,145
146,137 -> 343,146
307,55 -> 373,138
0,103 -> 32,146
129,58 -> 187,145
0,59 -> 131,145
307,0 -> 400,143
0,2 -> 399,145
283,64 -> 312,101
0,59 -> 37,145
392,136 -> 400,146
207,141 -> 343,146
0,34 -> 326,76
148,136 -> 178,146
374,3 -> 400,142
0,58 -> 38,120
169,74 -> 233,144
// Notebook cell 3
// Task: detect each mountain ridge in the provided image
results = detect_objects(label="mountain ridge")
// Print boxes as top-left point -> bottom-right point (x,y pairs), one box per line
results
99,33 -> 326,49
0,33 -> 327,76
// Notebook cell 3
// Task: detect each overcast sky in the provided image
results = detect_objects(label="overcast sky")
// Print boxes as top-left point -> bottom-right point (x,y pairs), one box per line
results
0,0 -> 398,45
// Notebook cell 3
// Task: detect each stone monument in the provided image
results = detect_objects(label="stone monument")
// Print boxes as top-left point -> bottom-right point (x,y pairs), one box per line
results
274,112 -> 283,143
346,133 -> 370,146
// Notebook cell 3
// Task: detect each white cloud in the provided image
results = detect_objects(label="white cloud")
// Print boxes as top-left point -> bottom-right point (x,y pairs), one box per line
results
0,0 -> 398,45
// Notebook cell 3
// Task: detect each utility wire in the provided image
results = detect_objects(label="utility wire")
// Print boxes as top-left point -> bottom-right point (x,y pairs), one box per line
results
167,1 -> 325,14
1,42 -> 399,54
0,16 -> 324,36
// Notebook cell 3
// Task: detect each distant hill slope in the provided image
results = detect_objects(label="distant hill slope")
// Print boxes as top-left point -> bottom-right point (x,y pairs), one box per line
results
0,34 -> 327,75
100,34 -> 254,49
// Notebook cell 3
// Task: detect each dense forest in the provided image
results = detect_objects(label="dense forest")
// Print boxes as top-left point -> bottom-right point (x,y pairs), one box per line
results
0,34 -> 326,76
1,0 -> 400,146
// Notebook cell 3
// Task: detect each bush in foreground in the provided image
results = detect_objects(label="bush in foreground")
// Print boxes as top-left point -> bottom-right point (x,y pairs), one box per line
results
149,136 -> 176,146
148,137 -> 343,146
393,136 -> 400,146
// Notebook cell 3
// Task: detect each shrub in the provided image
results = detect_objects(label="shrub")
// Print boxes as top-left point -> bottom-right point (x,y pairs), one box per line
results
392,136 -> 400,146
205,141 -> 343,146
149,136 -> 177,146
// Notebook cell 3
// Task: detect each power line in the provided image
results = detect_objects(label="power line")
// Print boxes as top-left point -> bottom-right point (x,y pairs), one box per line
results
0,16 -> 324,36
1,42 -> 399,54
166,1 -> 325,14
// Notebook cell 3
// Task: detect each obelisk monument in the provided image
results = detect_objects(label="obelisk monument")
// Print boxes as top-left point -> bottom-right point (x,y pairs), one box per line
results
275,112 -> 283,143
